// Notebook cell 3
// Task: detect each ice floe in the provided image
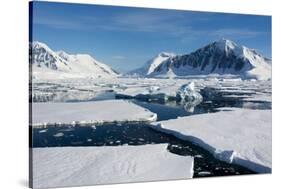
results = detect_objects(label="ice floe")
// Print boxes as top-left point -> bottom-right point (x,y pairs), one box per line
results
32,100 -> 157,127
32,144 -> 194,188
151,108 -> 271,173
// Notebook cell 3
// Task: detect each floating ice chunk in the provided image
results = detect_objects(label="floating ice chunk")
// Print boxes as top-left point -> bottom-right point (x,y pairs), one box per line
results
38,129 -> 48,133
198,171 -> 211,176
148,86 -> 160,93
176,82 -> 203,112
176,82 -> 203,102
59,128 -> 74,132
53,132 -> 64,137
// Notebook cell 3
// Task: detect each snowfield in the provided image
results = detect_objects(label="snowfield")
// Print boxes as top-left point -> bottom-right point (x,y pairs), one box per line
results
32,144 -> 194,188
32,100 -> 157,127
151,108 -> 272,173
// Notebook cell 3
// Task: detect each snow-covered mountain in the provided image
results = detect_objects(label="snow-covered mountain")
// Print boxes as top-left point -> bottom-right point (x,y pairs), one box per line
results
30,41 -> 118,79
130,39 -> 271,80
127,52 -> 175,77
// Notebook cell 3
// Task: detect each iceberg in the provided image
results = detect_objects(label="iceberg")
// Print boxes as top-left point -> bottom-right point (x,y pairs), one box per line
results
175,82 -> 203,112
176,82 -> 203,102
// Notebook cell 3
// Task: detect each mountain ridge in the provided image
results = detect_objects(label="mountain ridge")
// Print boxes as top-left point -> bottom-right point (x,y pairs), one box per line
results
128,39 -> 271,80
126,52 -> 175,77
30,41 -> 119,79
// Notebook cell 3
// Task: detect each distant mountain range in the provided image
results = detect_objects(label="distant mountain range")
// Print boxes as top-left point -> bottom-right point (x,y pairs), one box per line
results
128,39 -> 271,80
30,39 -> 271,80
30,41 -> 118,79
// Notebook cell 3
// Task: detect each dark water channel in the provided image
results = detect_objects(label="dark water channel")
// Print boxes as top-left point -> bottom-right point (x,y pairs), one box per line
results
32,122 -> 255,178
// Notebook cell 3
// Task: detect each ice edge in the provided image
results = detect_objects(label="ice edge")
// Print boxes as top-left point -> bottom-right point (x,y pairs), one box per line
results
150,123 -> 271,173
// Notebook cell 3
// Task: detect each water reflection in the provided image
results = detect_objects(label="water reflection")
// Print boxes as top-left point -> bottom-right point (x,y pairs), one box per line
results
134,86 -> 271,118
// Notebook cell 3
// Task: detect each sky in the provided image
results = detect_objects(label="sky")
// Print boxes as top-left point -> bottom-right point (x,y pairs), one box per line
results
31,1 -> 271,73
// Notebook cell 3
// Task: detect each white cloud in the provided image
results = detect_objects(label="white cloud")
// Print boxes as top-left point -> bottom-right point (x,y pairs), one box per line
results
33,17 -> 84,30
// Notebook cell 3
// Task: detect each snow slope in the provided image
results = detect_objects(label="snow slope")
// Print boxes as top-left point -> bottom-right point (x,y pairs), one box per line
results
127,52 -> 175,76
152,108 -> 272,173
32,100 -> 157,126
56,50 -> 118,77
30,41 -> 70,72
30,41 -> 118,79
138,39 -> 271,80
32,144 -> 194,188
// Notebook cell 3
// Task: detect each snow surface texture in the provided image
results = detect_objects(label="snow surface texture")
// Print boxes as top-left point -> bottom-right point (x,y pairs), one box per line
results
32,100 -> 157,126
152,108 -> 272,173
32,144 -> 194,188
30,41 -> 118,79
129,39 -> 271,80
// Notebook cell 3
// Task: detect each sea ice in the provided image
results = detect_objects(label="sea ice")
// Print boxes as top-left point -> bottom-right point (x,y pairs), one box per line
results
151,108 -> 271,173
32,144 -> 194,188
32,100 -> 157,127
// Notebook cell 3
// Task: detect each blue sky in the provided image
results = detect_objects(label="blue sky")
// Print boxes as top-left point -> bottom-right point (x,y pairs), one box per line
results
31,1 -> 271,73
